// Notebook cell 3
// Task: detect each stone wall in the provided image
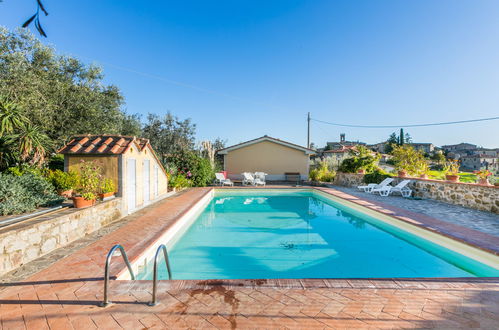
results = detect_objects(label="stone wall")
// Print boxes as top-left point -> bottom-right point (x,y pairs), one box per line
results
0,198 -> 123,276
330,172 -> 499,214
399,178 -> 499,214
333,172 -> 365,187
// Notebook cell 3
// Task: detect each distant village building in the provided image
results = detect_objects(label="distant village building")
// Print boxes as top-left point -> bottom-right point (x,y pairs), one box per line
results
409,143 -> 435,154
326,134 -> 366,150
460,154 -> 499,173
441,143 -> 478,153
367,142 -> 387,153
322,145 -> 356,165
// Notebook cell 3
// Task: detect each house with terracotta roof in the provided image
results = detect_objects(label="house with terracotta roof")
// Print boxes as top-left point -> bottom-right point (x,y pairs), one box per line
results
217,135 -> 315,181
59,134 -> 168,214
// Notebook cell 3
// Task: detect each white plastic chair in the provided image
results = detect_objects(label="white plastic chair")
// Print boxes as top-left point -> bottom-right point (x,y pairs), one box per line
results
373,180 -> 412,197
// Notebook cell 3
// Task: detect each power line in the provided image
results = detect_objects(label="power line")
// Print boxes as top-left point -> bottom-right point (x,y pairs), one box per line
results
311,116 -> 499,128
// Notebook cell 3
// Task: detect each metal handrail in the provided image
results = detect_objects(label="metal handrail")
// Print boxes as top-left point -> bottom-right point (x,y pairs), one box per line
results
148,244 -> 172,306
100,244 -> 135,307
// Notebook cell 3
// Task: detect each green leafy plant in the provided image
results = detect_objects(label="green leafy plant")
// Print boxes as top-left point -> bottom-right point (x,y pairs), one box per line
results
363,168 -> 393,184
75,160 -> 101,198
171,173 -> 192,189
81,192 -> 96,201
49,170 -> 79,192
443,159 -> 460,175
338,146 -> 380,173
100,178 -> 116,194
391,145 -> 426,176
309,161 -> 336,182
0,172 -> 63,215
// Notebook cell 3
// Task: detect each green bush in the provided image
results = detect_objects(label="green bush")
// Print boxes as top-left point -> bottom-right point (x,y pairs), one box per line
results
166,150 -> 214,187
0,173 -> 64,215
191,157 -> 215,187
171,174 -> 192,188
363,168 -> 393,184
309,161 -> 336,182
48,154 -> 65,171
338,146 -> 380,173
49,170 -> 79,192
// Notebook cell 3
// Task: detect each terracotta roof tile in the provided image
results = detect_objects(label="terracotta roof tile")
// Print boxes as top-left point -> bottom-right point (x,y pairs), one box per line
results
58,135 -> 147,155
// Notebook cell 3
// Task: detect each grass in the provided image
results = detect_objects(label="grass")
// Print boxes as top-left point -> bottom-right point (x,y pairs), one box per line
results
427,170 -> 497,184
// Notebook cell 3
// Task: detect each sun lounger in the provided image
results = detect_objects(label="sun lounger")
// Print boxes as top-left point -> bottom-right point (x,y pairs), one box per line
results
357,178 -> 394,193
373,179 -> 412,197
215,172 -> 234,186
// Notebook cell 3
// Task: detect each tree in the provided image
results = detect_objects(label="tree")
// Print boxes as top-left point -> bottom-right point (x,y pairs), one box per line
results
385,132 -> 398,153
0,28 -> 140,147
404,132 -> 412,144
142,112 -> 196,166
399,128 -> 405,145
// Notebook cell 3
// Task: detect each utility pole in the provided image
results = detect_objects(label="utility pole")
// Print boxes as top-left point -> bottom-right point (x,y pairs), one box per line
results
307,112 -> 311,148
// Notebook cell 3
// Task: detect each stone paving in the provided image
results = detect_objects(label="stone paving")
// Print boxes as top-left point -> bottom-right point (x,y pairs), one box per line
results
331,185 -> 499,237
0,187 -> 498,329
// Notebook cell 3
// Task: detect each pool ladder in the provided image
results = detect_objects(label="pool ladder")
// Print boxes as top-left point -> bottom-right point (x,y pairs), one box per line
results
100,244 -> 172,307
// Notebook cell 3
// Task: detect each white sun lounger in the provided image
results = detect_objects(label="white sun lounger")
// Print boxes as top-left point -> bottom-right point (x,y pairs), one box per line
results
215,173 -> 234,186
242,172 -> 265,186
373,180 -> 412,197
357,178 -> 394,193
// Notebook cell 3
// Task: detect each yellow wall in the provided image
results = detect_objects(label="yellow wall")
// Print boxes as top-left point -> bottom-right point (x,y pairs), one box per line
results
122,144 -> 168,211
225,140 -> 310,178
68,155 -> 119,190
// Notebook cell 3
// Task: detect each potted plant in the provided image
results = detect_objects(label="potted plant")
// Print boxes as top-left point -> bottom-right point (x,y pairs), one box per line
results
474,170 -> 492,186
99,178 -> 116,200
391,145 -> 425,178
73,192 -> 96,208
417,161 -> 430,179
73,160 -> 100,208
443,159 -> 460,182
50,170 -> 78,198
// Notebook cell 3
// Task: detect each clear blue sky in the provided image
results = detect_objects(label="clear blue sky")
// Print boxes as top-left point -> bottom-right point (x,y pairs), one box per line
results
1,0 -> 499,148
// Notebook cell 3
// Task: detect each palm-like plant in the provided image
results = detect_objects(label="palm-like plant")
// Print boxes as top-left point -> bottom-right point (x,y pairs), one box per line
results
0,98 -> 29,137
15,123 -> 52,166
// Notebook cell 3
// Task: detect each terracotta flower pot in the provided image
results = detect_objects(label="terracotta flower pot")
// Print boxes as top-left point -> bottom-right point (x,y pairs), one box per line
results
72,196 -> 95,208
57,189 -> 73,198
445,174 -> 459,183
357,169 -> 366,174
398,170 -> 408,178
99,192 -> 115,200
478,178 -> 491,186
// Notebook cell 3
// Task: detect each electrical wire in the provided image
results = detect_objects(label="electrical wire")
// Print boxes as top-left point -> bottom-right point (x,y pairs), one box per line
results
311,116 -> 499,128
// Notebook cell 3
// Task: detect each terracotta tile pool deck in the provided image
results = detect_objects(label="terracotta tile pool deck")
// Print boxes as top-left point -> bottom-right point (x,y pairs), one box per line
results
1,187 -> 498,329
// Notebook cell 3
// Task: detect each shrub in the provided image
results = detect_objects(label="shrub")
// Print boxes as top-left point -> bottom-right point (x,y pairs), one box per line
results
49,170 -> 79,192
171,174 -> 191,188
309,161 -> 336,182
191,157 -> 214,187
338,146 -> 380,173
363,168 -> 393,184
48,154 -> 65,171
0,173 -> 64,215
391,145 -> 426,176
100,178 -> 116,194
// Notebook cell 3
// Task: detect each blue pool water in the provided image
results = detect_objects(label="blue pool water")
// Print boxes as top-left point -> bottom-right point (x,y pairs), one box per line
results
138,190 -> 499,279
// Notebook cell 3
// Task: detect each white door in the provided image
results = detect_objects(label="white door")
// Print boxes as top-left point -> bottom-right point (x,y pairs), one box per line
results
127,159 -> 136,213
143,159 -> 150,204
154,166 -> 159,197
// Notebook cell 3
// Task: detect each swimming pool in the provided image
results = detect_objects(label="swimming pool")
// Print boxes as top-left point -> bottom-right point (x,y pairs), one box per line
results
134,189 -> 499,280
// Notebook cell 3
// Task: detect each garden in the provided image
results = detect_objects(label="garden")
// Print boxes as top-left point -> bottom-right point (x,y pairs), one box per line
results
309,144 -> 497,186
0,29 -> 223,216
